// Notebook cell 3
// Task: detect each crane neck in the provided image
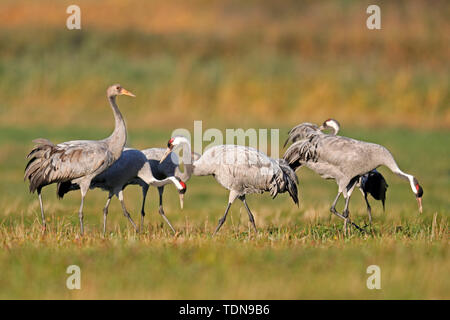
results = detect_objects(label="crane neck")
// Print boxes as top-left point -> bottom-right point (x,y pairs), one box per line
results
176,166 -> 191,182
106,95 -> 127,160
330,126 -> 339,135
380,150 -> 417,194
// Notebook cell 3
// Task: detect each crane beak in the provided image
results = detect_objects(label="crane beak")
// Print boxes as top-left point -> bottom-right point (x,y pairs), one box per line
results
120,88 -> 136,97
417,197 -> 423,214
159,148 -> 171,164
179,193 -> 184,210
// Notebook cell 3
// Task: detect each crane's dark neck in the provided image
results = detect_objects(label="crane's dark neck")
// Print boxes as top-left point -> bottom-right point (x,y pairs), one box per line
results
106,95 -> 127,160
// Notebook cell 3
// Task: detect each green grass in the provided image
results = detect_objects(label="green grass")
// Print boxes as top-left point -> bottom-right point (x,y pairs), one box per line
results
0,127 -> 448,299
0,0 -> 448,299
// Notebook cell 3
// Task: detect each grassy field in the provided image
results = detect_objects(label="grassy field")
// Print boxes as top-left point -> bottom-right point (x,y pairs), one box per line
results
0,0 -> 449,299
0,127 -> 448,299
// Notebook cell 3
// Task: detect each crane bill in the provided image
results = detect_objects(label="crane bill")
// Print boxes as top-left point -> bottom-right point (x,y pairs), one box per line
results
179,193 -> 184,210
120,88 -> 136,97
417,197 -> 423,214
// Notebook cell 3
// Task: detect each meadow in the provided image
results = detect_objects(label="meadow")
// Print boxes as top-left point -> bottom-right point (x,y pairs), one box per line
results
1,126 -> 448,299
0,0 -> 448,299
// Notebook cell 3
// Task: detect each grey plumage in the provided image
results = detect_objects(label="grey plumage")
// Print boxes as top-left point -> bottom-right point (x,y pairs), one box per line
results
138,148 -> 200,221
283,121 -> 423,231
320,119 -> 389,225
58,148 -> 187,234
283,122 -> 320,148
126,147 -> 196,233
24,84 -> 135,235
160,136 -> 299,234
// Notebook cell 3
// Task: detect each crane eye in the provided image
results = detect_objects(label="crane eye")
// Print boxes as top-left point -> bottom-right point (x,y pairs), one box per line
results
116,86 -> 120,90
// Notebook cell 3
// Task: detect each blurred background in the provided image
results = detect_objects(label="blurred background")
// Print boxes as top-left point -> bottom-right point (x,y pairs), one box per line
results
0,0 -> 448,130
0,0 -> 448,299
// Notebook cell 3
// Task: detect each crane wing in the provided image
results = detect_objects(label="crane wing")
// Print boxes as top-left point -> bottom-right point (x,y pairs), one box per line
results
25,139 -> 113,192
284,122 -> 320,147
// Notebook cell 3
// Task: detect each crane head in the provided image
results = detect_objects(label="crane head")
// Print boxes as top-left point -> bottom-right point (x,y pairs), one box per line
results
319,118 -> 340,135
160,136 -> 186,163
160,139 -> 174,164
107,84 -> 136,98
414,178 -> 424,213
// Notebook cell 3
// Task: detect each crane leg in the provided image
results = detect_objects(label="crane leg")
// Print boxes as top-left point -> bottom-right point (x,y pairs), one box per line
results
213,203 -> 232,236
240,196 -> 257,233
342,194 -> 351,234
364,194 -> 372,228
102,194 -> 112,236
118,190 -> 138,233
330,189 -> 364,233
343,194 -> 365,233
78,197 -> 85,236
329,191 -> 342,215
37,187 -> 46,232
213,191 -> 239,235
78,180 -> 93,236
157,187 -> 176,234
139,185 -> 149,233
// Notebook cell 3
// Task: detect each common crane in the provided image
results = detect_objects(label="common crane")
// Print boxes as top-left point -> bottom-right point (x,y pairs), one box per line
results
283,122 -> 423,231
320,118 -> 389,226
159,136 -> 299,235
24,84 -> 135,235
58,148 -> 187,235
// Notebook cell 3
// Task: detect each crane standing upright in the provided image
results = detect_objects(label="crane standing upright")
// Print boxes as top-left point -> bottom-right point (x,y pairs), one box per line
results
24,84 -> 135,235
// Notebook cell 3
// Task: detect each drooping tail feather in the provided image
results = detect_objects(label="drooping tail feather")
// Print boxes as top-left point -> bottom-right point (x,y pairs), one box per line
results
283,123 -> 321,148
24,139 -> 57,193
283,136 -> 319,172
269,159 -> 299,205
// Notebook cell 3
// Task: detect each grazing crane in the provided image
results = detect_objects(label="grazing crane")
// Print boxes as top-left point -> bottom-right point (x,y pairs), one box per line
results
24,84 -> 135,235
57,148 -> 187,235
283,121 -> 423,231
319,118 -> 389,226
159,136 -> 299,235
132,148 -> 201,232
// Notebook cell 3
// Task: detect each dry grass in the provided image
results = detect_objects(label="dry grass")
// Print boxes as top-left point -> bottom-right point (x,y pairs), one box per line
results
0,0 -> 449,299
1,126 -> 449,299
